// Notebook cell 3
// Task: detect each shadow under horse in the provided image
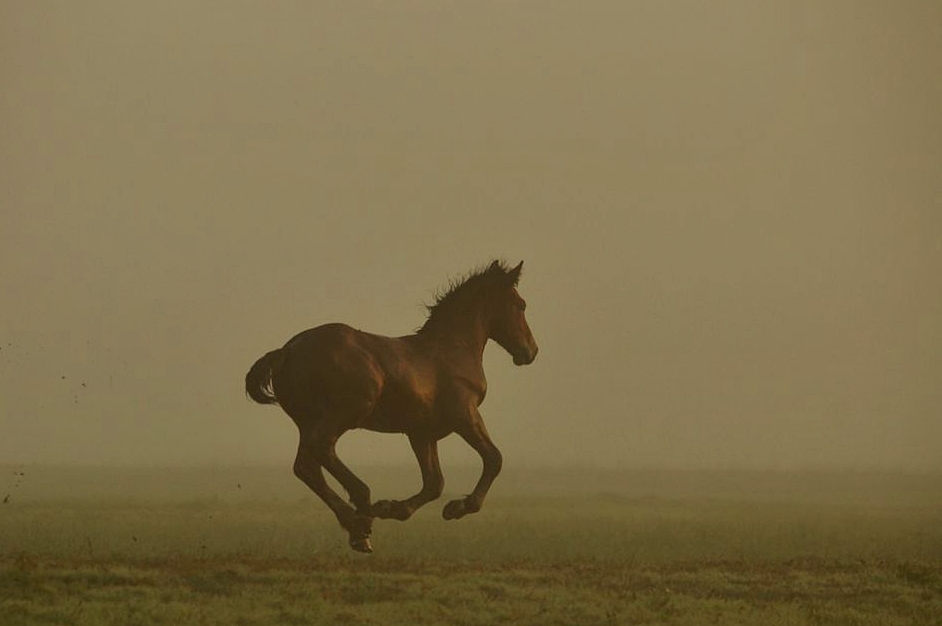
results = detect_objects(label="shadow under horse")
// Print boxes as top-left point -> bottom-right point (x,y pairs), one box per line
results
245,260 -> 539,552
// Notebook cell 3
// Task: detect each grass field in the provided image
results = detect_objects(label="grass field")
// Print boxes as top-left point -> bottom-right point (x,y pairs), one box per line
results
1,466 -> 940,625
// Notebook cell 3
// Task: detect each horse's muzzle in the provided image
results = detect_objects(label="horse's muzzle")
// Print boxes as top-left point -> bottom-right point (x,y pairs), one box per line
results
513,345 -> 538,366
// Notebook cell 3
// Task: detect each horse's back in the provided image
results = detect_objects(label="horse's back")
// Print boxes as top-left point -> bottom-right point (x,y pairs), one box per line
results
283,322 -> 359,351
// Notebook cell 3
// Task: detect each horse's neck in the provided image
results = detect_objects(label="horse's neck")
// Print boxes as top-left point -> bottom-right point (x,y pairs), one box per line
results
420,313 -> 490,359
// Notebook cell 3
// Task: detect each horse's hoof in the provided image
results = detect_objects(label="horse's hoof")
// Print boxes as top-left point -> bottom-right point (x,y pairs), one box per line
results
371,499 -> 394,518
349,536 -> 373,553
372,499 -> 410,521
442,499 -> 464,520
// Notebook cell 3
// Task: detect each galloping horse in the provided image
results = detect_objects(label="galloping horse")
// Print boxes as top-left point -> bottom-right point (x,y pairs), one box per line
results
245,260 -> 538,552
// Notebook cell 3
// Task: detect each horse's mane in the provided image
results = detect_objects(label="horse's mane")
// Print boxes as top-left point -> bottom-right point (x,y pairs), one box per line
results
418,260 -> 519,333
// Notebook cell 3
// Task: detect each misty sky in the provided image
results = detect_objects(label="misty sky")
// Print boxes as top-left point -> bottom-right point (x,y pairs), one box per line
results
1,1 -> 940,470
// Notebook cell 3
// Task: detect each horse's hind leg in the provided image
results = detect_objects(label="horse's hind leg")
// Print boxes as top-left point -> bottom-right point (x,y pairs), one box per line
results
294,429 -> 373,553
316,433 -> 375,523
372,434 -> 444,521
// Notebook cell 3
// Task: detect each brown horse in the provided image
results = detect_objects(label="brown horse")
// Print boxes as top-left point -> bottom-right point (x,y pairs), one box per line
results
245,260 -> 538,552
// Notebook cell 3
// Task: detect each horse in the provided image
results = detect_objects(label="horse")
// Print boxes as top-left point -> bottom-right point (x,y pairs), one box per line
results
245,260 -> 538,552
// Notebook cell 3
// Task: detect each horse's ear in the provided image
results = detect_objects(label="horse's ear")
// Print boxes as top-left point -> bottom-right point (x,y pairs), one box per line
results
507,260 -> 523,286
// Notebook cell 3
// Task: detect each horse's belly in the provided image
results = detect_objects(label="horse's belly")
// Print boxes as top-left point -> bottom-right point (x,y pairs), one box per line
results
358,386 -> 435,434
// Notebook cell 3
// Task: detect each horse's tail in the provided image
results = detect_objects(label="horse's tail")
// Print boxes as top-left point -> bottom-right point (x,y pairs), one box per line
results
245,348 -> 284,405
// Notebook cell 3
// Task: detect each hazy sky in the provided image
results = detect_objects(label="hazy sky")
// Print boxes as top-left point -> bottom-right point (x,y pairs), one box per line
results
2,1 -> 939,470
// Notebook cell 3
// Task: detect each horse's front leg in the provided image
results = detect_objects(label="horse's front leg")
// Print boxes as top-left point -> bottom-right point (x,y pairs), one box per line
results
372,434 -> 444,520
443,411 -> 502,520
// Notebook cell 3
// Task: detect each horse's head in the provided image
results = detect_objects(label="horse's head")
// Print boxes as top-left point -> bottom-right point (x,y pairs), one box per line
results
488,260 -> 539,366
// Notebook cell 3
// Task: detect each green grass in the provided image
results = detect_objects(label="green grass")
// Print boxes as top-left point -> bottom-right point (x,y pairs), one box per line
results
1,467 -> 940,625
2,554 -> 940,625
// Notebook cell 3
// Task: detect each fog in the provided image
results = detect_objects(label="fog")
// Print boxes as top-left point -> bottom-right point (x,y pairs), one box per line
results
1,1 -> 939,471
